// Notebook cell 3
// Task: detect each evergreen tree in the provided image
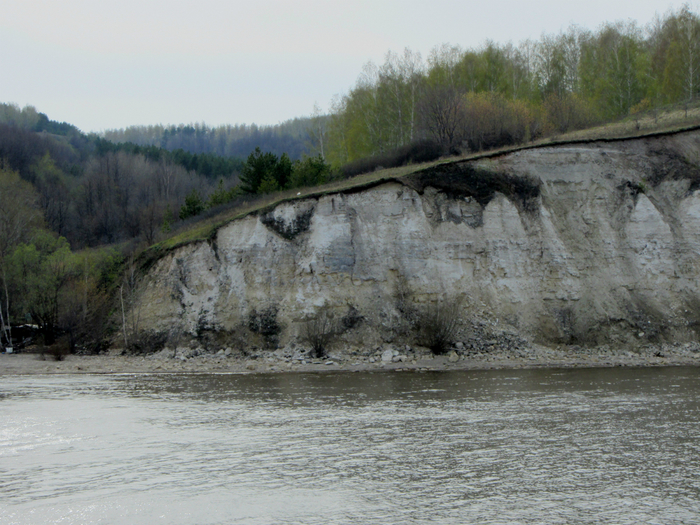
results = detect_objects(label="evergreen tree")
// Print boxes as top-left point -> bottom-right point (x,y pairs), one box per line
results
240,147 -> 278,193
289,155 -> 333,188
179,189 -> 205,220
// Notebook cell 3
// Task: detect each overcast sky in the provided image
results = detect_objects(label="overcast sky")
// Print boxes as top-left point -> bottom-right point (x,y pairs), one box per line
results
0,0 -> 693,132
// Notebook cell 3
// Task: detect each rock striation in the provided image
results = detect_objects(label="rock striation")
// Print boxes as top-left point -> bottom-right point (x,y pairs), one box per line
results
134,129 -> 700,353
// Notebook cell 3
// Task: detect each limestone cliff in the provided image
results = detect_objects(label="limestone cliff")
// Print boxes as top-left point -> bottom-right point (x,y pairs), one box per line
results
134,129 -> 700,351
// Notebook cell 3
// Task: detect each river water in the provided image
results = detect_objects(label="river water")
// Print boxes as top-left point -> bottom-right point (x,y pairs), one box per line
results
1,367 -> 699,524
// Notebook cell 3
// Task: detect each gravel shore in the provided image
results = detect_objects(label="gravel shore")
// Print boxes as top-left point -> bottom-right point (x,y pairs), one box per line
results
2,342 -> 699,375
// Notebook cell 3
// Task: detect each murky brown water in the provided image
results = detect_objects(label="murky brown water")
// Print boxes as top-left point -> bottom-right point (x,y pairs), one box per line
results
1,368 -> 699,524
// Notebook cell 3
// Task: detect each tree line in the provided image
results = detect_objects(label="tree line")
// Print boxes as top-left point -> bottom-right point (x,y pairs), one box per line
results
102,118 -> 317,161
324,5 -> 700,164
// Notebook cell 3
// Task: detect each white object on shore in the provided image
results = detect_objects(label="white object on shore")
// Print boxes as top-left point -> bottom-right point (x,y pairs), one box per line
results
5,347 -> 13,354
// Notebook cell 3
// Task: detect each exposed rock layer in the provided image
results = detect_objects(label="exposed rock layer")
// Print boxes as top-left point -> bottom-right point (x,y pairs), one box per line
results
136,130 -> 700,351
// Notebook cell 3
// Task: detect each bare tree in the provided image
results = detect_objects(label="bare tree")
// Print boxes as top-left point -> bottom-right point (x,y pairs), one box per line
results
419,85 -> 465,150
308,103 -> 327,159
302,306 -> 338,358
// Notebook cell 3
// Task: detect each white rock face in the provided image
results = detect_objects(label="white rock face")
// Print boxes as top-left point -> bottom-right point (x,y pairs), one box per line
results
135,131 -> 700,348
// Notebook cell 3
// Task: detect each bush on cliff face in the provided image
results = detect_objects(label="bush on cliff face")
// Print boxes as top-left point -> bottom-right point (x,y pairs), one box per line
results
394,277 -> 462,355
302,307 -> 338,358
301,304 -> 364,358
417,301 -> 461,355
248,305 -> 282,347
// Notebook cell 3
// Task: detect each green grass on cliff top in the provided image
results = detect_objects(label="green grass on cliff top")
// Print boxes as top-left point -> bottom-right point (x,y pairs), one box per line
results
143,104 -> 700,265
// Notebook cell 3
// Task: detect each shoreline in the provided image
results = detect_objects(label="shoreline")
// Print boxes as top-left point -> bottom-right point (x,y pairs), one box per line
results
2,343 -> 699,376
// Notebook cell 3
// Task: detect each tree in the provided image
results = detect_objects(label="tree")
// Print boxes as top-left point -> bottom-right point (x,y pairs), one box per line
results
377,49 -> 425,148
119,255 -> 141,350
258,174 -> 280,194
30,153 -> 73,237
419,85 -> 465,150
138,202 -> 164,245
239,147 -> 279,193
58,249 -> 114,353
0,103 -> 40,130
274,153 -> 293,189
579,22 -> 647,118
207,179 -> 238,208
179,189 -> 205,220
325,95 -> 353,166
9,231 -> 76,346
478,42 -> 511,94
0,167 -> 42,348
661,6 -> 700,103
288,155 -> 333,188
534,33 -> 569,98
427,43 -> 463,88
308,103 -> 328,159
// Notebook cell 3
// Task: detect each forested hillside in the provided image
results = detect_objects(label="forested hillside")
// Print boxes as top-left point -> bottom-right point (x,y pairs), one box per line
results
324,5 -> 700,164
0,104 -> 246,248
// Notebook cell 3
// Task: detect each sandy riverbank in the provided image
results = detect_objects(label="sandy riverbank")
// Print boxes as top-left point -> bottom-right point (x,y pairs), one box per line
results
2,342 -> 699,375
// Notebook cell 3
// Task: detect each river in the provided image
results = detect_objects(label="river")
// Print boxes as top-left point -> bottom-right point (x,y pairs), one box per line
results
1,367 -> 699,524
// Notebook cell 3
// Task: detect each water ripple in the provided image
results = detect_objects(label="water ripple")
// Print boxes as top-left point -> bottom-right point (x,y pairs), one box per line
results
0,368 -> 699,524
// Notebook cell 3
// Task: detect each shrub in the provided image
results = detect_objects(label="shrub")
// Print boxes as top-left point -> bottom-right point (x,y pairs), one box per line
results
302,307 -> 338,358
394,276 -> 419,326
394,277 -> 462,355
258,174 -> 281,194
45,339 -> 70,361
288,155 -> 333,188
127,330 -> 168,355
417,301 -> 461,355
543,93 -> 600,134
206,179 -> 240,208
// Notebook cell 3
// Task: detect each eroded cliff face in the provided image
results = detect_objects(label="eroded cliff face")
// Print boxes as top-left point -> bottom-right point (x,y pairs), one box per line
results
135,130 -> 700,350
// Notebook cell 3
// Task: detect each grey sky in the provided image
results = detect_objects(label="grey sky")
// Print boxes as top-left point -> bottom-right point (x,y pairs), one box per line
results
0,0 -> 691,132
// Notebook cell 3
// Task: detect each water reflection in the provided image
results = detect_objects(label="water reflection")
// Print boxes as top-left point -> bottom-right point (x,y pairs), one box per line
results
1,368 -> 699,524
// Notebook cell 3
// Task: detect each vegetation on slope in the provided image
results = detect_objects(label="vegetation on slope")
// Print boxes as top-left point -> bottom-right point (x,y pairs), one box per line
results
323,5 -> 700,164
